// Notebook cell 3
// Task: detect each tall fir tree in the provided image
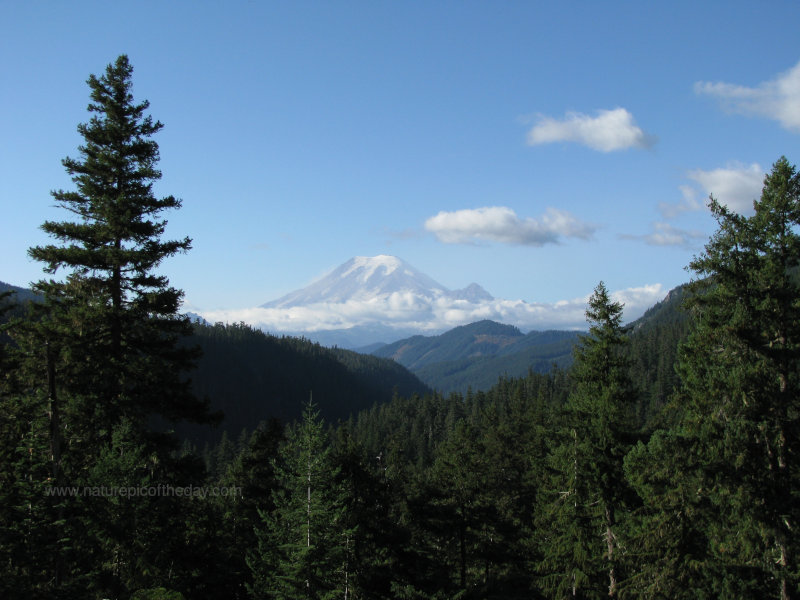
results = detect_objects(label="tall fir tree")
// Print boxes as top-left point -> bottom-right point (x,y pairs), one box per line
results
215,419 -> 284,599
424,420 -> 490,596
330,424 -> 411,600
538,282 -> 636,598
4,55 -> 215,598
27,54 -> 212,434
249,401 -> 353,599
425,409 -> 539,599
661,157 -> 800,598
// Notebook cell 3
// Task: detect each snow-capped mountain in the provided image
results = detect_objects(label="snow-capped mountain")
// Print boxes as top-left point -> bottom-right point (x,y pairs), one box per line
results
201,255 -> 665,348
262,255 -> 492,308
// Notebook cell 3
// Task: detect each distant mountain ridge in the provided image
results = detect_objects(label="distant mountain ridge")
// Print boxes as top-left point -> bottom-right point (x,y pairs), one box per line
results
370,286 -> 688,394
0,280 -> 40,304
372,320 -> 580,392
373,320 -> 526,370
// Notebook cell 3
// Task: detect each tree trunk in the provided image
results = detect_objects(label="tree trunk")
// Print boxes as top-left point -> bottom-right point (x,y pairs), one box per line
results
605,505 -> 617,597
779,541 -> 790,600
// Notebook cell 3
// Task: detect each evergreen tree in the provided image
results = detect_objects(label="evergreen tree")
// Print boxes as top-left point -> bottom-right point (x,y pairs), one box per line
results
330,425 -> 413,599
424,411 -> 538,599
424,420 -> 488,596
659,157 -> 800,598
0,373 -> 59,599
214,430 -> 237,480
249,401 -> 353,599
27,54 -> 212,433
3,55 -> 215,597
216,420 -> 284,599
538,282 -> 636,598
623,428 -> 718,599
478,399 -> 542,597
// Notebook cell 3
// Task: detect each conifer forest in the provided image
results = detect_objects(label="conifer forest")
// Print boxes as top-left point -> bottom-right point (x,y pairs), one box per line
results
2,56 -> 799,600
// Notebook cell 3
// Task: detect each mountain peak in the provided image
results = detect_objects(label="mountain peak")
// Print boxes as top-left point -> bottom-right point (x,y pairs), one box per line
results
451,282 -> 494,302
261,255 -> 451,309
347,254 -> 402,269
341,255 -> 405,282
205,256 -> 666,348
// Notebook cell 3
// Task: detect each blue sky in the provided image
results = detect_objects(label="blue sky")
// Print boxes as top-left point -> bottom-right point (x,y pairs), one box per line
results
2,1 -> 799,328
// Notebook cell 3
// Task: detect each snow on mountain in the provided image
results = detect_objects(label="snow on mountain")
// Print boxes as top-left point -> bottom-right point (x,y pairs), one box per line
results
201,255 -> 665,348
262,255 -> 450,308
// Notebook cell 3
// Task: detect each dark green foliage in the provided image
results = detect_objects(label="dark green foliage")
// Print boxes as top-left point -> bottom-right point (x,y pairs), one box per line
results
214,420 -> 284,599
622,156 -> 800,599
0,290 -> 14,365
419,413 -> 540,598
340,369 -> 568,598
351,391 -> 463,470
330,425 -> 418,599
350,369 -> 571,472
78,419 -> 218,596
538,282 -> 637,598
130,589 -> 185,600
181,321 -> 431,446
0,281 -> 41,312
1,55 -> 216,598
623,429 -> 719,598
670,157 -> 800,597
626,285 -> 692,428
26,54 -> 213,433
249,401 -> 353,599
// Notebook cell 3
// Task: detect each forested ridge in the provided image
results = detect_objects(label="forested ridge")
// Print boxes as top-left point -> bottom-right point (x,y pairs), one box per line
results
1,56 -> 799,600
0,295 -> 432,449
373,321 -> 581,394
179,321 -> 431,447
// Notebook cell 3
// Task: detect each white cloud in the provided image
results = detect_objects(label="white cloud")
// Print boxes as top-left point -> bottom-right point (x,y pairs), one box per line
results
687,163 -> 764,214
695,60 -> 800,132
658,163 -> 764,216
199,283 -> 666,335
621,222 -> 706,248
526,107 -> 654,152
424,206 -> 595,246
